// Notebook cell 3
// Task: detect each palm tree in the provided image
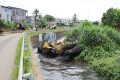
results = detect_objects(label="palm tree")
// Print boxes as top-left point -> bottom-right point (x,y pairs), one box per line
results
72,14 -> 77,24
33,9 -> 39,30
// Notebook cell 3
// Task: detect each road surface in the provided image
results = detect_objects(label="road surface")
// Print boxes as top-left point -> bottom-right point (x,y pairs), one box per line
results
0,33 -> 22,80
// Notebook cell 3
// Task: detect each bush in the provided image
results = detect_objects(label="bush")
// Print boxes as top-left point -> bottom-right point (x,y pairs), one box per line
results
75,46 -> 111,63
57,23 -> 65,27
67,25 -> 120,62
0,19 -> 15,29
93,21 -> 99,25
91,56 -> 120,80
66,24 -> 120,80
82,20 -> 93,27
22,20 -> 32,30
66,27 -> 80,42
103,27 -> 120,45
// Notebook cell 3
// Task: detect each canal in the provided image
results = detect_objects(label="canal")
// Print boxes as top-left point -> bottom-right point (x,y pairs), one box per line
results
31,32 -> 103,80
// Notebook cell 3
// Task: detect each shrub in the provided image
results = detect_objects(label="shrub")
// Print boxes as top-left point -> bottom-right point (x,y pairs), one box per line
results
75,46 -> 111,63
0,19 -> 15,29
91,56 -> 120,80
67,25 -> 120,63
82,20 -> 93,27
66,27 -> 80,42
66,24 -> 120,80
103,27 -> 120,45
0,19 -> 4,27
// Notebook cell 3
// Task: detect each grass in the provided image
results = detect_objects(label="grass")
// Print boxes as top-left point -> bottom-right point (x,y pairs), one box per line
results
23,31 -> 40,74
23,33 -> 32,73
11,32 -> 37,80
27,26 -> 72,33
12,37 -> 23,80
91,55 -> 120,80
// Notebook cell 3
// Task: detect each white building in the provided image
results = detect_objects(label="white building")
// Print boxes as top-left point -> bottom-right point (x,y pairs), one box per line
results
56,18 -> 73,25
0,6 -> 12,21
0,5 -> 27,23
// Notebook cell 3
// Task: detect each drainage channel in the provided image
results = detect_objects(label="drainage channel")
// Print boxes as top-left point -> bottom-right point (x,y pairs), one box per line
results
31,32 -> 103,80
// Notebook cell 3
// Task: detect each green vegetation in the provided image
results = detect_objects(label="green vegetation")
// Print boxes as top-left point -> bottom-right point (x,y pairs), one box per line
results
23,31 -> 40,74
93,21 -> 99,25
44,14 -> 55,22
37,15 -> 47,28
12,37 -> 22,80
66,21 -> 120,80
22,20 -> 32,30
102,8 -> 120,28
0,19 -> 16,29
26,26 -> 66,34
91,55 -> 120,80
0,19 -> 32,30
33,9 -> 56,29
23,33 -> 32,73
12,32 -> 35,80
33,9 -> 39,29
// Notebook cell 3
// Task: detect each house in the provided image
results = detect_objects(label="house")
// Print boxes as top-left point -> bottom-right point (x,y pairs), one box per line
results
26,16 -> 34,26
0,6 -> 12,21
56,18 -> 73,26
0,5 -> 28,23
47,21 -> 57,29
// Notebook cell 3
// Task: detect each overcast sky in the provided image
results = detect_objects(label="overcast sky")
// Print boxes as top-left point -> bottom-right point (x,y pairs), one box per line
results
0,0 -> 120,21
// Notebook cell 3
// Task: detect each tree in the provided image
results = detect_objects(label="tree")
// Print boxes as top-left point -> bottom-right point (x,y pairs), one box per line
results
93,21 -> 99,25
21,19 -> 32,29
102,8 -> 120,28
33,9 -> 39,30
82,20 -> 92,27
37,15 -> 46,28
44,15 -> 55,22
72,14 -> 77,24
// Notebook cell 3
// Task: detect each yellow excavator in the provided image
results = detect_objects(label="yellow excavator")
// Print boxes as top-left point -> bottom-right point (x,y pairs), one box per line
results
39,41 -> 65,57
38,40 -> 82,61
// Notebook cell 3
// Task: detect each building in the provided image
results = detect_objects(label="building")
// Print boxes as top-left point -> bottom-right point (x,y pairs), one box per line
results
47,21 -> 57,29
56,18 -> 73,25
0,6 -> 12,21
0,5 -> 28,23
26,16 -> 34,26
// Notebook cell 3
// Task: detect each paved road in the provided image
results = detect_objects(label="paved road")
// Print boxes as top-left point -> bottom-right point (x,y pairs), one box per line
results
0,33 -> 22,80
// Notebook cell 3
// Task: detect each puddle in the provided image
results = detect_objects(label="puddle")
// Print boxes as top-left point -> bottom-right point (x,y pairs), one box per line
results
31,32 -> 103,80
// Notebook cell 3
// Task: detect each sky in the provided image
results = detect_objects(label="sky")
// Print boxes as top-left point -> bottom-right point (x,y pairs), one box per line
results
0,0 -> 120,21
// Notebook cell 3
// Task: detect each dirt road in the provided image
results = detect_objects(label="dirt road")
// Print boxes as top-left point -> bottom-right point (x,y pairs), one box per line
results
0,33 -> 22,80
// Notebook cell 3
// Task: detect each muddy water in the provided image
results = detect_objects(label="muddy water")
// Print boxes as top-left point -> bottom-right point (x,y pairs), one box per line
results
31,32 -> 103,80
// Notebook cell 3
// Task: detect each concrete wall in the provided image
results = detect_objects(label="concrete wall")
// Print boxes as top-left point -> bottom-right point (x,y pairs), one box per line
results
0,6 -> 12,21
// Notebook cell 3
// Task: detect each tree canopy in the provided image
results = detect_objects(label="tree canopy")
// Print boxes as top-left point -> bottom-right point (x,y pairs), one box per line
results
37,15 -> 46,28
33,9 -> 39,29
33,9 -> 56,29
44,15 -> 55,22
102,8 -> 120,28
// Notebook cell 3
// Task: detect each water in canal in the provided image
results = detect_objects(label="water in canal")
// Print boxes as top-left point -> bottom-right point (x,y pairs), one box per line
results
31,32 -> 103,80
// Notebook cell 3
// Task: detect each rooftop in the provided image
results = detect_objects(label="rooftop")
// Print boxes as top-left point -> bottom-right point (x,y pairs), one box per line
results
0,5 -> 28,12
